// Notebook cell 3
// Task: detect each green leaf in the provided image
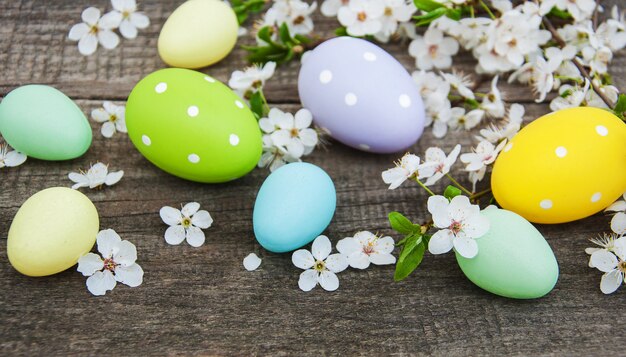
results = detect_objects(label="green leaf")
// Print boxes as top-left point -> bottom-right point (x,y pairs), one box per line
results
414,7 -> 447,26
248,91 -> 265,120
413,0 -> 444,12
613,94 -> 626,120
278,23 -> 293,44
334,27 -> 348,36
548,7 -> 572,20
443,185 -> 462,200
294,34 -> 312,44
388,212 -> 421,235
394,235 -> 426,281
446,7 -> 462,21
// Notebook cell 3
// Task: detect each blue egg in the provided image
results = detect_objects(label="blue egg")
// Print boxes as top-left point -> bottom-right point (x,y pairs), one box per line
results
253,162 -> 336,253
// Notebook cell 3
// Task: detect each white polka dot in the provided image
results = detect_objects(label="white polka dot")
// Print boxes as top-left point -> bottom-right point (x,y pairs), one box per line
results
230,134 -> 240,146
504,142 -> 513,152
155,82 -> 167,93
319,70 -> 332,84
596,125 -> 608,136
345,93 -> 357,106
204,76 -> 215,83
555,146 -> 567,158
187,106 -> 199,117
540,199 -> 553,209
399,94 -> 411,108
591,192 -> 602,202
235,100 -> 244,109
188,154 -> 200,163
141,135 -> 151,146
363,52 -> 377,61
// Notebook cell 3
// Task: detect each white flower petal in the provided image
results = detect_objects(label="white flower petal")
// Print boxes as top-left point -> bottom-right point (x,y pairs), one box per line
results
381,167 -> 408,190
91,108 -> 109,122
428,229 -> 454,255
86,270 -> 116,296
427,195 -> 451,228
369,252 -> 396,265
160,206 -> 182,226
185,226 -> 206,247
336,237 -> 360,255
298,128 -> 318,147
99,11 -> 123,30
4,151 -> 27,167
325,253 -> 349,273
294,109 -> 313,129
96,229 -> 122,258
600,269 -> 623,294
114,263 -> 143,287
119,20 -> 138,39
104,170 -> 124,186
243,253 -> 262,271
292,249 -> 315,269
463,213 -> 490,239
78,33 -> 98,55
453,236 -> 479,259
610,212 -> 626,235
114,240 -> 137,266
191,210 -> 213,229
182,202 -> 200,217
298,270 -> 319,291
68,23 -> 89,41
347,252 -> 370,269
97,30 -> 120,49
100,121 -> 116,138
130,12 -> 150,28
82,7 -> 101,25
77,253 -> 104,276
374,236 -> 395,254
164,225 -> 186,245
311,235 -> 332,261
318,270 -> 340,291
590,250 -> 619,272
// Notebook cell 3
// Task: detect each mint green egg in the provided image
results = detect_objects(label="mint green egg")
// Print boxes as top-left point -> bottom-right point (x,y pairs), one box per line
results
0,85 -> 92,160
126,68 -> 262,183
456,207 -> 559,299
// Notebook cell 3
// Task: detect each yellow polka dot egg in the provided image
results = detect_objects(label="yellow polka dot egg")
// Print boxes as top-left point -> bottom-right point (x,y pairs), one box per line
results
491,107 -> 626,224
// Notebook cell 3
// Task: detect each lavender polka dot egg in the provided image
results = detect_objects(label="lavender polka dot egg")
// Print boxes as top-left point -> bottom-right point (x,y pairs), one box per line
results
298,37 -> 425,153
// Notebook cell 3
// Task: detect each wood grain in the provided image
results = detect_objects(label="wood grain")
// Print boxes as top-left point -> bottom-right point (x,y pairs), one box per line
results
1,1 -> 625,356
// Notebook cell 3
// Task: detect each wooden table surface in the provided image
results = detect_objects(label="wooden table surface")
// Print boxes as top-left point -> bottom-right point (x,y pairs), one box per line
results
1,1 -> 625,355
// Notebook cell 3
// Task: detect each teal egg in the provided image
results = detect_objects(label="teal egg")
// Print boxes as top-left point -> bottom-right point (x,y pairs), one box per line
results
0,85 -> 92,160
456,207 -> 559,299
253,163 -> 336,253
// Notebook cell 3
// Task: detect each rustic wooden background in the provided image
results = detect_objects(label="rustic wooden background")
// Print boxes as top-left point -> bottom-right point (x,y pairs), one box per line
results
1,0 -> 625,355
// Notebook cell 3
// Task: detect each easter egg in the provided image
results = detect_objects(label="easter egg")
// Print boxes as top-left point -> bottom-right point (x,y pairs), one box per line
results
253,162 -> 336,253
456,207 -> 559,299
492,107 -> 626,224
0,85 -> 92,160
7,187 -> 99,277
126,68 -> 262,183
158,0 -> 238,68
298,37 -> 425,153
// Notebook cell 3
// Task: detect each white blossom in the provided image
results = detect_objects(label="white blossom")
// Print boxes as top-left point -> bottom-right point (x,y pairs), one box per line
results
427,195 -> 490,259
374,0 -> 416,42
69,162 -> 124,190
480,76 -> 505,118
260,108 -> 318,158
539,0 -> 596,22
160,202 -> 213,247
409,28 -> 459,70
262,0 -> 317,35
441,71 -> 475,99
228,62 -> 276,100
549,80 -> 590,111
448,107 -> 485,131
382,153 -> 436,189
91,101 -> 127,138
258,135 -> 301,172
337,0 -> 385,37
77,229 -> 143,296
292,235 -> 349,291
589,236 -> 626,294
109,0 -> 150,39
68,7 -> 122,55
423,144 -> 461,186
337,231 -> 396,269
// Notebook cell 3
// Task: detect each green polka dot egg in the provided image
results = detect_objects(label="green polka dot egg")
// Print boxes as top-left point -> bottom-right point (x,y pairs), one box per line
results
126,68 -> 262,183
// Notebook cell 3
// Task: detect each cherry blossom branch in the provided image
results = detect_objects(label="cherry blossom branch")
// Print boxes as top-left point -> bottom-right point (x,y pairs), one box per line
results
415,179 -> 436,196
445,173 -> 473,196
542,16 -> 616,109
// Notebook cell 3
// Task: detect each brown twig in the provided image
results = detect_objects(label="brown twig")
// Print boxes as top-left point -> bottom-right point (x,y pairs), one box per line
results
542,16 -> 615,109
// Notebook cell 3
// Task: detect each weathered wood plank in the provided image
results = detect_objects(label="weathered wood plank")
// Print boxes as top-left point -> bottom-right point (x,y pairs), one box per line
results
1,1 -> 626,355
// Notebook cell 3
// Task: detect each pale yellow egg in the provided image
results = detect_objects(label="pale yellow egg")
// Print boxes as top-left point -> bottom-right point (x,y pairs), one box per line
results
157,0 -> 238,69
7,187 -> 99,276
492,107 -> 626,224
